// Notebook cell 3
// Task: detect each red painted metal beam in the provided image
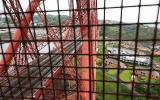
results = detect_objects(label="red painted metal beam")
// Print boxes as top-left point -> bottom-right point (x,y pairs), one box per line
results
1,0 -> 97,100
76,0 -> 97,100
76,0 -> 90,99
32,45 -> 82,100
90,0 -> 98,99
0,0 -> 41,76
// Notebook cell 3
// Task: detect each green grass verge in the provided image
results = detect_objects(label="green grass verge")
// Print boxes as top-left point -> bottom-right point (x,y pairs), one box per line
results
107,69 -> 117,75
96,70 -> 145,100
137,76 -> 157,83
120,70 -> 132,82
120,69 -> 157,83
153,57 -> 160,64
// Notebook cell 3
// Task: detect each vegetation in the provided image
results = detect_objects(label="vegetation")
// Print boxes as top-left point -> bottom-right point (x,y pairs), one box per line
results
99,21 -> 160,40
153,57 -> 160,64
135,78 -> 160,100
71,57 -> 80,66
107,69 -> 117,75
120,70 -> 131,82
96,70 -> 145,100
96,42 -> 103,67
136,76 -> 157,84
1,16 -> 160,41
97,30 -> 160,100
33,14 -> 68,26
0,15 -> 68,27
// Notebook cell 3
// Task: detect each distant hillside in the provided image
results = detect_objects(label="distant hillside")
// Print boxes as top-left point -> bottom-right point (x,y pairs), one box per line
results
33,14 -> 68,25
98,20 -> 160,40
1,14 -> 160,40
147,24 -> 160,29
0,14 -> 69,25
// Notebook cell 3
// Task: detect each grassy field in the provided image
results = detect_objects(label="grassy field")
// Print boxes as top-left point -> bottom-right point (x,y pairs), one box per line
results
120,70 -> 132,82
153,57 -> 160,64
96,70 -> 145,100
107,69 -> 117,75
136,76 -> 157,83
119,69 -> 157,83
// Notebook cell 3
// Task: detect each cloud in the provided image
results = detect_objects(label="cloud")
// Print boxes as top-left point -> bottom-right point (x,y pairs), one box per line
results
0,0 -> 159,23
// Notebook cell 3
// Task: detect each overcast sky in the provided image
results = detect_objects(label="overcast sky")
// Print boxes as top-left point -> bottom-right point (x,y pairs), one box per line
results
0,0 -> 160,23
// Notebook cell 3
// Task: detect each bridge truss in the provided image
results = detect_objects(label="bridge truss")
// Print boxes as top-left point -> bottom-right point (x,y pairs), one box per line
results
0,0 -> 97,99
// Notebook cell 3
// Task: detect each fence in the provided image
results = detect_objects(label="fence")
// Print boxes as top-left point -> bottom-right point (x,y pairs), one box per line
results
0,0 -> 159,100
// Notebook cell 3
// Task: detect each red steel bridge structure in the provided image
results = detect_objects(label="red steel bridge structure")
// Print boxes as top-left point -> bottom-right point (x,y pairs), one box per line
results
0,0 -> 98,99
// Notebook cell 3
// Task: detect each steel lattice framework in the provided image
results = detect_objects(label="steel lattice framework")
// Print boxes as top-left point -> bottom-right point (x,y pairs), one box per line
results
0,0 -> 97,99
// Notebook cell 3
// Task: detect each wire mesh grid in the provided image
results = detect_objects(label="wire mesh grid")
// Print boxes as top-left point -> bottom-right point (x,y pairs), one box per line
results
0,0 -> 160,100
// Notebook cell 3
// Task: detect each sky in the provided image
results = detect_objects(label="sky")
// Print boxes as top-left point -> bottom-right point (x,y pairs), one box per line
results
0,0 -> 160,23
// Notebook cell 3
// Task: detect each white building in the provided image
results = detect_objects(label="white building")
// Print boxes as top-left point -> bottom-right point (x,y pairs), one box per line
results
107,47 -> 135,55
106,47 -> 150,66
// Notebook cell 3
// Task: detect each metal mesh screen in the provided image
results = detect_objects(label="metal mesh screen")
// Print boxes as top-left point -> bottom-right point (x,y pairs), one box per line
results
0,0 -> 160,100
